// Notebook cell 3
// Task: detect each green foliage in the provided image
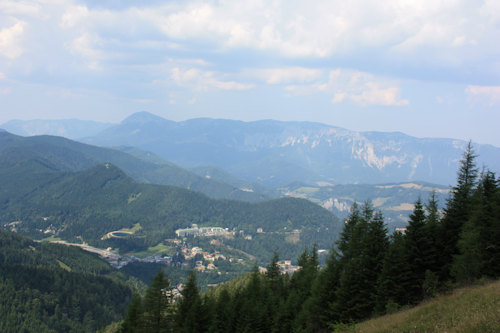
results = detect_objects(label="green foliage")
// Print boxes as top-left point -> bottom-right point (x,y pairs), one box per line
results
175,272 -> 208,333
142,271 -> 173,332
452,170 -> 500,283
438,141 -> 479,280
375,232 -> 412,313
0,232 -> 131,333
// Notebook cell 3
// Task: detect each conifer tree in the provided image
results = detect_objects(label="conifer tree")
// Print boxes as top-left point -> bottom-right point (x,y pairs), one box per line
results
296,249 -> 342,332
375,231 -> 412,314
289,246 -> 319,329
364,211 -> 389,309
405,198 -> 428,302
175,271 -> 207,333
120,292 -> 143,333
209,288 -> 232,333
452,171 -> 499,282
337,202 -> 361,262
238,266 -> 269,332
334,202 -> 388,321
265,252 -> 282,288
422,191 -> 441,275
439,141 -> 479,280
143,271 -> 172,333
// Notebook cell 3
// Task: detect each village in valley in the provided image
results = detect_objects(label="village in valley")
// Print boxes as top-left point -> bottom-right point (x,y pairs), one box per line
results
81,223 -> 303,276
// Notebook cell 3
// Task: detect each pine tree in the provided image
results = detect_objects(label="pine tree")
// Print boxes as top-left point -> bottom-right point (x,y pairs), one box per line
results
333,202 -> 388,321
405,198 -> 428,302
337,202 -> 361,262
439,142 -> 479,280
289,246 -> 319,330
452,171 -> 500,282
375,231 -> 412,314
175,271 -> 207,333
296,249 -> 342,332
209,288 -> 232,333
422,191 -> 441,275
143,271 -> 172,333
238,266 -> 269,332
120,292 -> 143,333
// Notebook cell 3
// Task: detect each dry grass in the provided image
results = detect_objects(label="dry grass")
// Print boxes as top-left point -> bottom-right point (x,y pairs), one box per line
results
347,280 -> 500,333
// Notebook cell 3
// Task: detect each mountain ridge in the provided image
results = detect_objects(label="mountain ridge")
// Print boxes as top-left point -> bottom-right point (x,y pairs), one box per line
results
83,112 -> 500,186
0,131 -> 271,202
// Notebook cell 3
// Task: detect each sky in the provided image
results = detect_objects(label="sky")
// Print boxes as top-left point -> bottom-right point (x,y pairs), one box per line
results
0,0 -> 499,146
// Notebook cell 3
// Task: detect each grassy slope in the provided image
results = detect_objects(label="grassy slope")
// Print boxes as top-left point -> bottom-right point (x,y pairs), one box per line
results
349,280 -> 500,333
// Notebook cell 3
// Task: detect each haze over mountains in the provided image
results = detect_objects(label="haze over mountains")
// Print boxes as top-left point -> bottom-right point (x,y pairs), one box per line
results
1,119 -> 112,140
78,112 -> 499,186
3,112 -> 499,187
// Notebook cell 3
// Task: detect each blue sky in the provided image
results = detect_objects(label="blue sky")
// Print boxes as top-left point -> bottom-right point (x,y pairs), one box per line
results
0,0 -> 499,146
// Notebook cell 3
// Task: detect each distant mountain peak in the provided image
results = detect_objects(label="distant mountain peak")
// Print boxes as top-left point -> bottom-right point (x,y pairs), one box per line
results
121,111 -> 168,125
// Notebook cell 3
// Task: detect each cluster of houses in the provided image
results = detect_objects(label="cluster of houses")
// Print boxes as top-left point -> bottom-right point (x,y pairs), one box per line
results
175,224 -> 232,238
104,253 -> 172,269
180,245 -> 227,262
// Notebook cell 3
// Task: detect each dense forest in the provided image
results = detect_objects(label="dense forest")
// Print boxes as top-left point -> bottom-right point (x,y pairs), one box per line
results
0,230 -> 134,332
119,143 -> 500,332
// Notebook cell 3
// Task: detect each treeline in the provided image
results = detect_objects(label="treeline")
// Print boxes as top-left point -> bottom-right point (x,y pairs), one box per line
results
121,143 -> 500,332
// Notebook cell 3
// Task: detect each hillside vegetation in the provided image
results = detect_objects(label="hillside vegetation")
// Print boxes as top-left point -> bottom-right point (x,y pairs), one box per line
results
0,131 -> 271,202
0,230 -> 133,332
353,280 -> 500,333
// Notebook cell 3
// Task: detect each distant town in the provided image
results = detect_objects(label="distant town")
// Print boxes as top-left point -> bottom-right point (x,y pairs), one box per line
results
49,224 -> 304,275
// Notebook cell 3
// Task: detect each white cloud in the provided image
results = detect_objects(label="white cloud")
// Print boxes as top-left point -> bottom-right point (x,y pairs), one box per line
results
0,21 -> 27,59
466,85 -> 500,107
60,5 -> 89,29
286,69 -> 408,107
0,72 -> 6,80
66,32 -> 107,70
116,0 -> 496,60
0,1 -> 41,16
170,67 -> 253,91
246,67 -> 323,84
329,69 -> 409,106
0,87 -> 11,94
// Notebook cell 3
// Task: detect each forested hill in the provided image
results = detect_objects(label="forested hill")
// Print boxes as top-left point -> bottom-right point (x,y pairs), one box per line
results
0,130 -> 272,202
0,229 -> 132,332
0,151 -> 342,262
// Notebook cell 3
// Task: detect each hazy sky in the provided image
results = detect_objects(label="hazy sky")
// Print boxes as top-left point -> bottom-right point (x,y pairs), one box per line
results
1,0 -> 499,146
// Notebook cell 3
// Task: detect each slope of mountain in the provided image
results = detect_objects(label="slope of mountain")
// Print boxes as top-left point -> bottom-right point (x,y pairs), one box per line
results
355,280 -> 500,332
0,118 -> 113,139
278,181 -> 449,227
0,230 -> 131,332
83,112 -> 500,186
0,155 -> 342,262
0,131 -> 271,202
189,165 -> 279,198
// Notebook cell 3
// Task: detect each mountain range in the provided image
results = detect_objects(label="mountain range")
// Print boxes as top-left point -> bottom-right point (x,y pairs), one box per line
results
4,112 -> 499,187
77,112 -> 500,186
